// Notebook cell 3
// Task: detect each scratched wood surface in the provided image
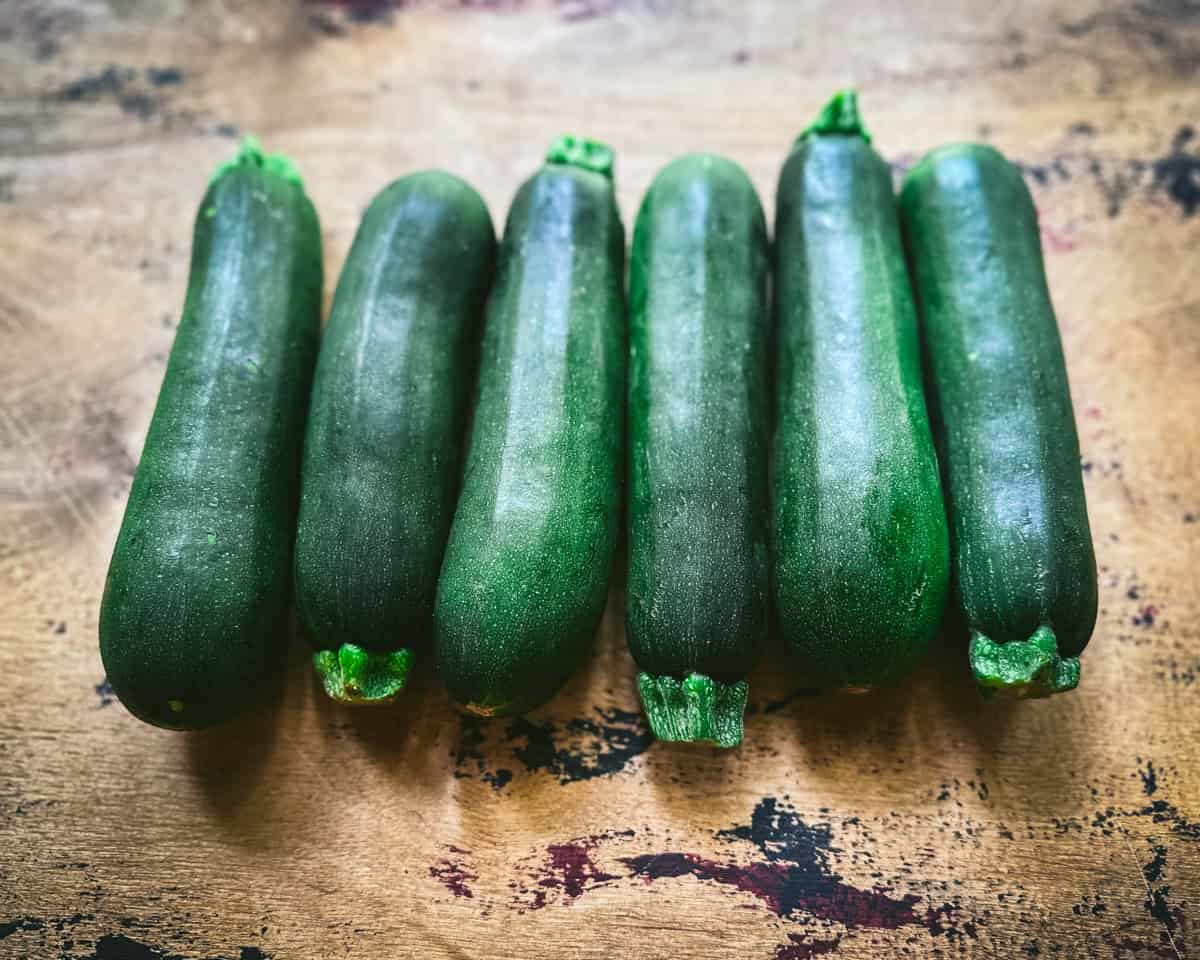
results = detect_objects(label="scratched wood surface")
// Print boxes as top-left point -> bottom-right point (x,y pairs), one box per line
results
1,1 -> 1199,958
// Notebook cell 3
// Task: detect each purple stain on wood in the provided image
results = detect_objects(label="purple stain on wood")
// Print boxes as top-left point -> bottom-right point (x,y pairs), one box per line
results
514,830 -> 633,909
1132,605 -> 1159,627
545,841 -> 618,900
622,798 -> 931,933
430,845 -> 478,899
621,851 -> 924,928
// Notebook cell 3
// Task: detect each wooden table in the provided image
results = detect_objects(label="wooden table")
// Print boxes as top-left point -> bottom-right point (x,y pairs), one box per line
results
2,1 -> 1198,957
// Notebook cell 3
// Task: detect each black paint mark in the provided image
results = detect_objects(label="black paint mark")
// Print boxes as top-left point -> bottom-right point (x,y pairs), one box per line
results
1138,759 -> 1159,796
118,93 -> 156,119
1153,125 -> 1200,216
430,845 -> 477,898
59,65 -> 132,102
1069,121 -> 1096,136
1132,605 -> 1158,628
214,124 -> 240,139
732,48 -> 751,64
454,707 -> 651,788
54,620 -> 67,634
509,707 -> 652,784
1138,841 -> 1184,949
0,918 -> 45,939
56,65 -> 179,121
95,678 -> 116,707
83,935 -> 271,960
452,716 -> 518,789
1092,763 -> 1200,842
1143,843 -> 1168,884
146,67 -> 183,86
774,934 -> 842,959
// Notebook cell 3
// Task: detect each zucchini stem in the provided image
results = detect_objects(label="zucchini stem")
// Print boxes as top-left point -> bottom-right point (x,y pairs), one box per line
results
313,643 -> 413,705
545,134 -> 615,180
210,136 -> 306,188
637,672 -> 748,748
799,89 -> 872,144
970,626 -> 1080,699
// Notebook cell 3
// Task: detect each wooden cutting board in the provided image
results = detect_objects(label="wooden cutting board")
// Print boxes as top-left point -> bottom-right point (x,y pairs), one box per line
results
1,1 -> 1197,957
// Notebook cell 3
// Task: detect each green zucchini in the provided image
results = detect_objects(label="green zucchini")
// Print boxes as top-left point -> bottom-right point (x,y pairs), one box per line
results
434,135 -> 625,717
99,139 -> 323,729
899,142 -> 1098,697
626,154 -> 769,747
294,172 -> 495,705
772,92 -> 950,689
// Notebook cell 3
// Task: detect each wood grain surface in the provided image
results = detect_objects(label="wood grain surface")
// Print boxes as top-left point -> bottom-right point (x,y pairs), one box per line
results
2,1 -> 1198,957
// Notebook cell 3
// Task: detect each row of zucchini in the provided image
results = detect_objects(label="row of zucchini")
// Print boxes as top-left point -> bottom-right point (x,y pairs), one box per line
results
98,93 -> 1097,745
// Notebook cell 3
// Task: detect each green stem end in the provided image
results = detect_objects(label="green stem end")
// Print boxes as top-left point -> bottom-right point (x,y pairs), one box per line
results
210,136 -> 306,188
313,643 -> 413,706
799,89 -> 871,144
546,134 -> 615,180
970,627 -> 1080,700
637,672 -> 748,748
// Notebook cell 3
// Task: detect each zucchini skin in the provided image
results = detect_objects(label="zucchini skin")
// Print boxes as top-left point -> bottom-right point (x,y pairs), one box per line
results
626,154 -> 770,745
434,139 -> 625,717
772,94 -> 950,689
99,146 -> 322,730
294,172 -> 495,704
899,144 -> 1097,697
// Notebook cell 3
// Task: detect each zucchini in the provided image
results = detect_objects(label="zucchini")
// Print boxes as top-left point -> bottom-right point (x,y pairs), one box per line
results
899,142 -> 1098,697
99,139 -> 323,729
626,154 -> 770,747
772,92 -> 950,688
434,136 -> 625,717
294,172 -> 495,705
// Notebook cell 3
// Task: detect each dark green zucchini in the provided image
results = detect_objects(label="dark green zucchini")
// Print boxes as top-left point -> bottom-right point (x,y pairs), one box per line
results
626,154 -> 770,747
899,142 -> 1098,697
434,136 -> 625,717
294,172 -> 495,705
99,139 -> 323,729
772,92 -> 950,689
